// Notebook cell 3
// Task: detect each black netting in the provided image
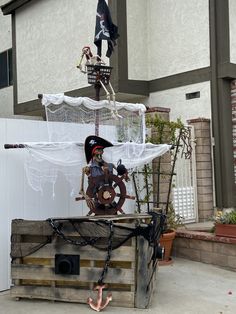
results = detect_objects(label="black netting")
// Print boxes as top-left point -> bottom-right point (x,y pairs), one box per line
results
47,212 -> 166,251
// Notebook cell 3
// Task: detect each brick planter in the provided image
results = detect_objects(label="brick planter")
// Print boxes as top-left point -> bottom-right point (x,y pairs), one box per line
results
173,229 -> 236,271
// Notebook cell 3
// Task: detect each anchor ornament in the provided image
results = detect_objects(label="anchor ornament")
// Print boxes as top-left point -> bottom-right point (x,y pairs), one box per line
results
87,284 -> 112,312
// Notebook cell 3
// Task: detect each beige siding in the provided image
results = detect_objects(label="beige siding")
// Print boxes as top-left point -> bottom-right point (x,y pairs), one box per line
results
15,0 -> 105,103
229,0 -> 236,63
127,0 -> 210,80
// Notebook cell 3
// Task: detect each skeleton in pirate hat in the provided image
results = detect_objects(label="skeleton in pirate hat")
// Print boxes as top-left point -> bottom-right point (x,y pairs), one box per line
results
78,135 -> 129,216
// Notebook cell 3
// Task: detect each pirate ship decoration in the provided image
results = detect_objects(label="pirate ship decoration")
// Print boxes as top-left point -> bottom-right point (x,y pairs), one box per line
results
4,0 -> 178,311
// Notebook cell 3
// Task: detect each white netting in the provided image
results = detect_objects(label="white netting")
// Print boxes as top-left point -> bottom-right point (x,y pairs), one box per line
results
19,95 -> 171,197
24,142 -> 171,196
24,142 -> 85,197
103,142 -> 171,169
42,94 -> 146,143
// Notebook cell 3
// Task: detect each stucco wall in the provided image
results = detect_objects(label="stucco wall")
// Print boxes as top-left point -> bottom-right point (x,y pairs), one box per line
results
229,0 -> 236,63
0,87 -> 14,116
127,0 -> 210,80
127,0 -> 148,80
0,1 -> 13,116
0,3 -> 11,51
145,81 -> 211,123
15,0 -> 106,103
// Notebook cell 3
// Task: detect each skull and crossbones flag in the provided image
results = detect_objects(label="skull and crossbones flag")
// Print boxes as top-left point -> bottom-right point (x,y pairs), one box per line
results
94,0 -> 119,58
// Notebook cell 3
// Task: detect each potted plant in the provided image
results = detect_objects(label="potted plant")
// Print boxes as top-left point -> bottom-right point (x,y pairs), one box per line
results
156,205 -> 184,265
214,210 -> 236,238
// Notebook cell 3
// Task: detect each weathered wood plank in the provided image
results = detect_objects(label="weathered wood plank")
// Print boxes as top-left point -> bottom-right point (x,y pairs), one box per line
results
11,221 -> 134,238
11,264 -> 135,284
10,285 -> 135,308
135,236 -> 154,308
49,213 -> 151,222
11,242 -> 136,261
11,214 -> 151,236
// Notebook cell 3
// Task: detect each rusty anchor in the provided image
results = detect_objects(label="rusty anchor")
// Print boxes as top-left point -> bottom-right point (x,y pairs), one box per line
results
87,284 -> 112,312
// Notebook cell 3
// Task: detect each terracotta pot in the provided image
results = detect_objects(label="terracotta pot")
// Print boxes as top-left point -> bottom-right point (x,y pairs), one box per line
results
159,230 -> 176,265
215,224 -> 236,238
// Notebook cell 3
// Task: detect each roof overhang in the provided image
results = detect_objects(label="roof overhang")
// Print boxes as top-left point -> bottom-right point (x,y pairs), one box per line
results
1,0 -> 34,15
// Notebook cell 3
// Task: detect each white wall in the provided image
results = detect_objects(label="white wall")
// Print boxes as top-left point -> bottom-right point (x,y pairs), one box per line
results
145,81 -> 211,123
0,118 -> 83,291
229,0 -> 236,63
15,0 -> 109,103
127,0 -> 210,80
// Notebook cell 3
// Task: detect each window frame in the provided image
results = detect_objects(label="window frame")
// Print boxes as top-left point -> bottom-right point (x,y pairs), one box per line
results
0,48 -> 13,89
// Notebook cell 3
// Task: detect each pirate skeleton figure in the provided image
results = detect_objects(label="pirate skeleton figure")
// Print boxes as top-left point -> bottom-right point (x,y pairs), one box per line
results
76,46 -> 105,74
77,135 -> 130,216
76,46 -> 121,119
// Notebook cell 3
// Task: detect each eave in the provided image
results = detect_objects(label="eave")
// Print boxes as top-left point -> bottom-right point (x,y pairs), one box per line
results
1,0 -> 34,15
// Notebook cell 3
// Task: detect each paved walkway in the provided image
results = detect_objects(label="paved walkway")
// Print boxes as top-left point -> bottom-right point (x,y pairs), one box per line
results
0,258 -> 236,314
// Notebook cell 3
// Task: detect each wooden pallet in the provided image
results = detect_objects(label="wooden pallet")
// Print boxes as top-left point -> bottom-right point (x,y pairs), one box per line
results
10,214 -> 158,308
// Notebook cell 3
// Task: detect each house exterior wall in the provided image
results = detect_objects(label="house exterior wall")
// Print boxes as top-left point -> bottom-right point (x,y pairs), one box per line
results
229,0 -> 236,63
126,0 -> 148,80
231,80 -> 236,183
127,0 -> 210,81
15,0 -> 104,103
0,4 -> 11,50
0,2 -> 13,116
145,81 -> 211,124
0,87 -> 14,116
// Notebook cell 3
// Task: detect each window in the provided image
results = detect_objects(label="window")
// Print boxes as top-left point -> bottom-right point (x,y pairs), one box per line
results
0,49 -> 13,89
185,91 -> 200,100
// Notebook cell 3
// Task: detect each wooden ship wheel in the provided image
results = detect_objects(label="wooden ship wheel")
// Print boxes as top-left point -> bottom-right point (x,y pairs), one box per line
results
86,172 -> 134,216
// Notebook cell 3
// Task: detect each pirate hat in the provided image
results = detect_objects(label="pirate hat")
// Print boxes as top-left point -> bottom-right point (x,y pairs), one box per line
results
84,135 -> 113,163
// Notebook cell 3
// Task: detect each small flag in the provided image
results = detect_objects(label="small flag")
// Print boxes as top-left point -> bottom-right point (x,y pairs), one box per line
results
94,0 -> 119,58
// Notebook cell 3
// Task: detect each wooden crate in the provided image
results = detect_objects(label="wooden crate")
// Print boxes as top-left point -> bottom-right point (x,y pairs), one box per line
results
10,214 -> 158,308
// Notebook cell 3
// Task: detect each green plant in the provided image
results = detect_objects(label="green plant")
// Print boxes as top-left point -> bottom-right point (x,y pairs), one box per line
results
133,113 -> 191,230
214,210 -> 236,225
164,205 -> 184,232
146,113 -> 191,210
146,114 -> 184,145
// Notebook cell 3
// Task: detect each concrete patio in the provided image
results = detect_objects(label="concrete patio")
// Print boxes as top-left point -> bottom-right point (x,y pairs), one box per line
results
0,257 -> 236,314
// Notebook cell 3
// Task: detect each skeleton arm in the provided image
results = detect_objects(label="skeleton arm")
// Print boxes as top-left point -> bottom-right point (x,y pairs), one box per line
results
79,166 -> 95,212
79,166 -> 89,195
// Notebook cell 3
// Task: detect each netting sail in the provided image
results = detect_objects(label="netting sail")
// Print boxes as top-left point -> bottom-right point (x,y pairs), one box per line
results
24,142 -> 85,197
23,141 -> 171,197
42,94 -> 146,143
103,142 -> 171,169
6,94 -> 172,204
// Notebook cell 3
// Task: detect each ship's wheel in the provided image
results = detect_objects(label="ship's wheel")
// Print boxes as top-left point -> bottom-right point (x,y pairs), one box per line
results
86,172 -> 133,215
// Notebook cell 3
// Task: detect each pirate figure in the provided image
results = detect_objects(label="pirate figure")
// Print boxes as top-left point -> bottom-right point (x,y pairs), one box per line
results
77,135 -> 130,216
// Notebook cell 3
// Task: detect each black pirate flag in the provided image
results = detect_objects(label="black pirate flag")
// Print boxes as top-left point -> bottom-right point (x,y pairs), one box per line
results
94,0 -> 119,58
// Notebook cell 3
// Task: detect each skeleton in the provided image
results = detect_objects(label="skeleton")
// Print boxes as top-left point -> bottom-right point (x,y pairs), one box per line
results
75,144 -> 131,216
77,46 -> 105,73
76,46 -> 121,119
